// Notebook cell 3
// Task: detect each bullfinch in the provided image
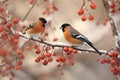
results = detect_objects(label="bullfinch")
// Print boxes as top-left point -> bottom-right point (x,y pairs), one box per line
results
23,17 -> 47,38
60,23 -> 102,55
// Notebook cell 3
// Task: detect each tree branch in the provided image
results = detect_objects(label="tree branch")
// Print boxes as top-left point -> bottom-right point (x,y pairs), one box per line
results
18,33 -> 107,55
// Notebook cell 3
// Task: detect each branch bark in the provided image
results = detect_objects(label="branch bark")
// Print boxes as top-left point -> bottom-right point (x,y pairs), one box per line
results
19,33 -> 107,55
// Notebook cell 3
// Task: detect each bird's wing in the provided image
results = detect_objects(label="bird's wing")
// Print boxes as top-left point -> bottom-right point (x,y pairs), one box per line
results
27,22 -> 37,29
69,26 -> 88,40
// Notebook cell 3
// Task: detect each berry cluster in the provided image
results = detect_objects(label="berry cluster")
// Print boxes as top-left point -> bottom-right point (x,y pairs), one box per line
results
34,45 -> 55,65
109,0 -> 120,13
34,45 -> 78,67
56,47 -> 78,67
99,51 -> 120,76
77,0 -> 96,21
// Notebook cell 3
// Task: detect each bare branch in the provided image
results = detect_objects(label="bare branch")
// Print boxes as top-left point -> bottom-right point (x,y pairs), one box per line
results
19,33 -> 107,55
22,0 -> 37,21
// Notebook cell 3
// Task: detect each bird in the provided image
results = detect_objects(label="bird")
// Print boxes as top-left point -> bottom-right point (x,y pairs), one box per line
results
23,17 -> 47,39
59,23 -> 102,55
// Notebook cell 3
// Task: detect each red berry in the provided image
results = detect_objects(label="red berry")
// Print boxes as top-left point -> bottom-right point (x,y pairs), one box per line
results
113,51 -> 119,56
111,9 -> 116,13
14,65 -> 21,70
19,54 -> 25,59
89,15 -> 94,20
52,51 -> 57,56
0,49 -> 7,56
35,48 -> 41,54
45,52 -> 51,57
56,56 -> 61,62
14,33 -> 19,39
110,59 -> 117,65
90,3 -> 96,9
29,0 -> 35,4
60,56 -> 66,62
0,6 -> 4,13
99,58 -> 106,64
6,65 -> 11,70
1,31 -> 6,37
7,37 -> 12,41
13,18 -> 19,24
13,39 -> 19,44
40,54 -> 45,60
34,44 -> 38,49
17,61 -> 23,65
42,60 -> 48,65
109,3 -> 115,8
35,57 -> 41,63
63,47 -> 68,52
108,52 -> 114,57
68,47 -> 73,52
16,49 -> 22,55
72,49 -> 78,54
0,26 -> 3,32
69,59 -> 74,65
47,57 -> 53,62
78,9 -> 84,15
81,15 -> 87,21
118,7 -> 120,11
110,66 -> 116,73
6,22 -> 12,28
25,46 -> 31,50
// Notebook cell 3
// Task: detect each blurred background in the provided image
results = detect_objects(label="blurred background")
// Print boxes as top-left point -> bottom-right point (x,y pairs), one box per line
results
1,0 -> 120,80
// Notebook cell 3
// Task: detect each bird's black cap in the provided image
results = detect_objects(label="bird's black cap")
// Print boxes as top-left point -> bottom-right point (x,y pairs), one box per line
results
39,17 -> 47,24
60,23 -> 71,32
61,23 -> 70,29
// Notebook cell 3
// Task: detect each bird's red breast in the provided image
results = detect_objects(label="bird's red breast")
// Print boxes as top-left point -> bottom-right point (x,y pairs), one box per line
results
63,27 -> 83,45
26,21 -> 45,35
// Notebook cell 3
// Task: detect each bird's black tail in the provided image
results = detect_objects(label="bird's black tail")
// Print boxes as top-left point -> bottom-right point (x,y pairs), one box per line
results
87,43 -> 102,55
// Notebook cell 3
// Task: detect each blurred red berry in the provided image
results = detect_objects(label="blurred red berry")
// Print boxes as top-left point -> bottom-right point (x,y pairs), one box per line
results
17,61 -> 23,65
6,22 -> 12,28
13,18 -> 19,24
56,56 -> 61,62
109,3 -> 115,8
0,6 -> 4,13
14,65 -> 21,70
40,54 -> 45,60
111,9 -> 116,13
99,58 -> 106,64
42,60 -> 48,65
0,49 -> 7,56
35,48 -> 41,54
78,9 -> 84,15
13,39 -> 19,44
1,31 -> 6,37
63,47 -> 68,52
0,26 -> 3,32
90,3 -> 96,9
81,15 -> 87,21
68,47 -> 73,52
45,52 -> 51,57
89,15 -> 94,20
60,56 -> 66,62
14,33 -> 20,39
35,57 -> 41,63
29,0 -> 35,4
47,57 -> 53,62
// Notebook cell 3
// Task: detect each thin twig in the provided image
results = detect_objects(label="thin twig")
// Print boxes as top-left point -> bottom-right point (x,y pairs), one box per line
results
22,0 -> 37,21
